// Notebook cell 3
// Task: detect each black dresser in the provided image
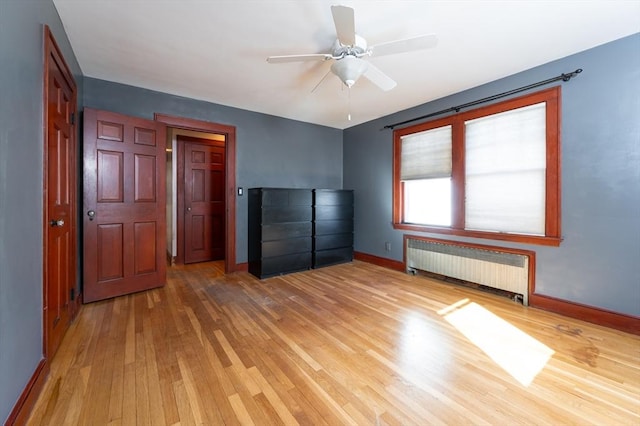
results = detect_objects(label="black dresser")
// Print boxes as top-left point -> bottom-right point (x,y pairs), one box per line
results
313,189 -> 354,268
248,188 -> 353,279
248,188 -> 313,279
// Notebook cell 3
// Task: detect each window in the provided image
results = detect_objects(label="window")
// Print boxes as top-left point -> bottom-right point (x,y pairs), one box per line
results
393,87 -> 561,246
401,124 -> 452,226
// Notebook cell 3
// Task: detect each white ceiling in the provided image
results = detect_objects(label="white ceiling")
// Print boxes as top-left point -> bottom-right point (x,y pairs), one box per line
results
53,0 -> 640,130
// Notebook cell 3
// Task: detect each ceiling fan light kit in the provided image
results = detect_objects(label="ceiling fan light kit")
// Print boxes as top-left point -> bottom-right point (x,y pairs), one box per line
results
331,56 -> 368,88
267,5 -> 438,93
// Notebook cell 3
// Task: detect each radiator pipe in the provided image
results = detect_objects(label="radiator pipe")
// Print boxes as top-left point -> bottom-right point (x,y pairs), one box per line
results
383,68 -> 582,130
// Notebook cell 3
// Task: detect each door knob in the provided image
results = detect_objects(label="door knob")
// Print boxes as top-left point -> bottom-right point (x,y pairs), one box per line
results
187,207 -> 192,211
50,219 -> 64,227
87,210 -> 96,221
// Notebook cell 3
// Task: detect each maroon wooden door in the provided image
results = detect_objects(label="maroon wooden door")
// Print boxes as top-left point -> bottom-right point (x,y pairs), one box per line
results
83,108 -> 166,303
44,27 -> 77,358
181,136 -> 226,263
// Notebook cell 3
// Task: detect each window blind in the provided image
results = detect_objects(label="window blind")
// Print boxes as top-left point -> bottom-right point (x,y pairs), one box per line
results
400,125 -> 452,181
465,103 -> 546,235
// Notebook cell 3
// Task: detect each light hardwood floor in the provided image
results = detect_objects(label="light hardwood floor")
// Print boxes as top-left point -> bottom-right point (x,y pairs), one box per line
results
28,260 -> 639,425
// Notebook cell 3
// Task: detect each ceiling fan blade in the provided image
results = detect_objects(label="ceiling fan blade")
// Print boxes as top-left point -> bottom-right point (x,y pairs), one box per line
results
370,34 -> 438,57
363,63 -> 397,91
331,5 -> 356,46
267,54 -> 332,63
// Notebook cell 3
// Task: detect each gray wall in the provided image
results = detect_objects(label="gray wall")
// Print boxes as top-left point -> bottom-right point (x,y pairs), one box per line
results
0,1 -> 636,420
83,78 -> 344,263
0,0 -> 83,422
344,33 -> 640,317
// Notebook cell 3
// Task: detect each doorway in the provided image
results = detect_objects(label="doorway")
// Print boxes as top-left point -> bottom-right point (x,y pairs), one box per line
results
178,134 -> 226,264
43,25 -> 78,358
155,114 -> 237,273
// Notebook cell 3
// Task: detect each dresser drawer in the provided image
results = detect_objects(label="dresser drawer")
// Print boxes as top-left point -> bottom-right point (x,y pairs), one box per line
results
313,247 -> 353,268
262,188 -> 312,206
314,205 -> 353,221
314,219 -> 353,236
262,222 -> 312,241
314,233 -> 353,250
260,253 -> 312,277
262,206 -> 312,224
262,237 -> 312,257
314,189 -> 353,206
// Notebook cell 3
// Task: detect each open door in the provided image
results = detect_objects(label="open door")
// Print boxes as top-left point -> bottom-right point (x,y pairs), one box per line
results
83,108 -> 166,303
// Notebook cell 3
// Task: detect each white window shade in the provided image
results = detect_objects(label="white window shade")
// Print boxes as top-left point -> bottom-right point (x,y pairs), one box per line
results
400,125 -> 452,180
465,103 -> 546,235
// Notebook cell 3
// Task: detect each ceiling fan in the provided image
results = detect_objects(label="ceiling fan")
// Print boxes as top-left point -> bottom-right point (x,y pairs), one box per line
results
267,5 -> 438,92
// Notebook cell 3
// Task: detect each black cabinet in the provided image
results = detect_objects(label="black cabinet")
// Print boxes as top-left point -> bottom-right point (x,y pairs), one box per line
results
248,188 -> 313,278
313,189 -> 354,268
249,188 -> 354,279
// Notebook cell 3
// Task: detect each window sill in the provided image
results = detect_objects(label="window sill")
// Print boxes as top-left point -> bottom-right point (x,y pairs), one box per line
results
392,222 -> 562,247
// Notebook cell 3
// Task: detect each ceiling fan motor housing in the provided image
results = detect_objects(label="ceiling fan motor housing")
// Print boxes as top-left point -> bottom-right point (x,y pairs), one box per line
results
330,34 -> 370,87
332,34 -> 369,59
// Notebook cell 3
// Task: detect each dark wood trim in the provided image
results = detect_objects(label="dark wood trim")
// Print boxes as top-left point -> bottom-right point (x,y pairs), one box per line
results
69,293 -> 82,322
42,23 -> 48,349
4,359 -> 49,426
43,24 -> 78,356
451,116 -> 465,229
154,114 -> 237,273
175,135 -> 186,264
235,262 -> 249,272
42,27 -> 48,357
354,251 -> 405,272
530,293 -> 640,336
392,128 -> 402,225
392,86 -> 562,247
545,88 -> 561,239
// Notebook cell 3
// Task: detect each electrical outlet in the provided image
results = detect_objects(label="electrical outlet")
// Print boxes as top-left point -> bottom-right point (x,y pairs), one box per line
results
385,241 -> 391,251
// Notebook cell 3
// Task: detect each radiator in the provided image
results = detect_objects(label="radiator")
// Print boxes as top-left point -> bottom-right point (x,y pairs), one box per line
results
406,238 -> 530,305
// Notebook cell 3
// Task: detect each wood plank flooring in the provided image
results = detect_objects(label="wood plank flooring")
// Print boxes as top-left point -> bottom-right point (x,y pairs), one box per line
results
28,261 -> 639,425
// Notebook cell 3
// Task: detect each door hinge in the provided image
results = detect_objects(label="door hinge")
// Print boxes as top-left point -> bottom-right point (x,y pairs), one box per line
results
70,288 -> 75,301
70,112 -> 75,125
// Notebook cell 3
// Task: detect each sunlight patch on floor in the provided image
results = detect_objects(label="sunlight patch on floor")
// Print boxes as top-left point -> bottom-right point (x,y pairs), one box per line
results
440,300 -> 554,386
398,312 -> 449,370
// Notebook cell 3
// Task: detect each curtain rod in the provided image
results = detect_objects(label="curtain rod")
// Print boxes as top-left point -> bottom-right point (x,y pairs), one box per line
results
383,68 -> 582,130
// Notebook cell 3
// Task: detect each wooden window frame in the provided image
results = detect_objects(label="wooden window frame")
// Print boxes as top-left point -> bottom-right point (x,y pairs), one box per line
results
392,87 -> 562,247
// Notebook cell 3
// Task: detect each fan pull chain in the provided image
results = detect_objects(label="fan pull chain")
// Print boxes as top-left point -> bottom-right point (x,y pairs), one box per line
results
347,86 -> 352,121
